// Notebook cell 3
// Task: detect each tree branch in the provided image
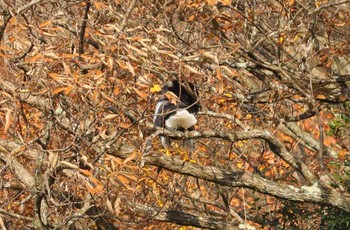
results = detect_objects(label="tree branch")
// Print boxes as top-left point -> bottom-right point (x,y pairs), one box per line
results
78,1 -> 91,55
111,148 -> 350,212
147,126 -> 316,183
129,202 -> 241,230
16,0 -> 44,14
118,0 -> 138,32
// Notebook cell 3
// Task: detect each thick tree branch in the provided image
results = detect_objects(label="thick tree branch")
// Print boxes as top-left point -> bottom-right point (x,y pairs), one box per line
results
0,80 -> 51,113
0,144 -> 35,189
148,126 -> 316,183
111,148 -> 350,212
129,202 -> 241,230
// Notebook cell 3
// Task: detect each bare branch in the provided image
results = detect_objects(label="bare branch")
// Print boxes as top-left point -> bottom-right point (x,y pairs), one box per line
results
146,126 -> 316,182
118,0 -> 138,32
113,148 -> 350,212
78,1 -> 91,55
129,202 -> 242,230
16,0 -> 44,14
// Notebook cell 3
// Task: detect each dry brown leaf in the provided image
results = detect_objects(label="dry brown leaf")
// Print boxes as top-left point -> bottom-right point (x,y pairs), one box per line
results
86,177 -> 104,194
102,114 -> 119,121
119,122 -> 131,129
52,85 -> 73,95
216,68 -> 224,94
221,0 -> 231,5
113,86 -> 120,96
39,20 -> 52,28
0,46 -> 11,51
126,61 -> 135,76
3,108 -> 11,133
123,150 -> 138,165
184,64 -> 202,75
106,199 -> 114,213
113,196 -> 121,215
117,175 -> 129,185
107,56 -> 114,72
132,87 -> 148,100
164,91 -> 180,105
207,0 -> 217,6
61,161 -> 79,169
48,152 -> 58,168
117,60 -> 128,69
79,169 -> 92,176
126,44 -> 148,57
28,53 -> 42,63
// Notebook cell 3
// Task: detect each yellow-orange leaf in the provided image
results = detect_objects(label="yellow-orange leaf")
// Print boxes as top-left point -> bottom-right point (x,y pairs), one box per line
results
188,15 -> 195,22
113,86 -> 120,96
117,175 -> 129,185
60,53 -> 78,59
52,86 -> 73,95
123,150 -> 138,165
79,169 -> 92,176
230,198 -> 241,207
119,122 -> 131,129
64,85 -> 73,95
48,72 -> 61,79
86,177 -> 104,194
338,149 -> 348,159
52,86 -> 66,95
28,53 -> 42,63
207,0 -> 217,6
316,94 -> 326,99
150,84 -> 161,93
220,0 -> 231,6
39,20 -> 52,28
94,1 -> 105,10
0,46 -> 11,51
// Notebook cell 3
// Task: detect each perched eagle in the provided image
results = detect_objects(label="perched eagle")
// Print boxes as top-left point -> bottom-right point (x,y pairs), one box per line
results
153,80 -> 200,159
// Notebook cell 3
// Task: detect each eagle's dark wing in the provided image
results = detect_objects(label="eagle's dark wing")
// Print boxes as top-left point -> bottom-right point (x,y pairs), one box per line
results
153,99 -> 178,128
163,80 -> 200,114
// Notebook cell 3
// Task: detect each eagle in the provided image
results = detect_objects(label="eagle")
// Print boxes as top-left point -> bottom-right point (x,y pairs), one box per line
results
153,80 -> 200,160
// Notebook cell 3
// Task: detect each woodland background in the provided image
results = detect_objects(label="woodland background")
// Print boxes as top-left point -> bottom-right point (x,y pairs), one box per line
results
0,0 -> 350,229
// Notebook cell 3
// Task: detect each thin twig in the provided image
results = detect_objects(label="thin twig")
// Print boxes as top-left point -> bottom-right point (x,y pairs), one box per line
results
309,0 -> 350,14
118,0 -> 138,32
16,0 -> 44,14
0,13 -> 11,43
78,1 -> 91,55
0,208 -> 33,221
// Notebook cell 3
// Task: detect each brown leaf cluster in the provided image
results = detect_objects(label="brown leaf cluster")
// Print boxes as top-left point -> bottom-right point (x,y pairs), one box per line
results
0,0 -> 349,229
